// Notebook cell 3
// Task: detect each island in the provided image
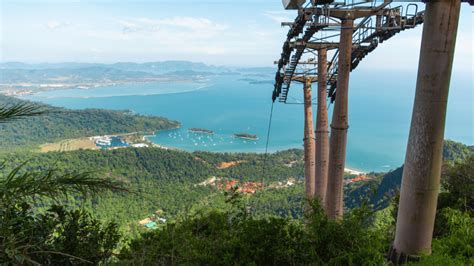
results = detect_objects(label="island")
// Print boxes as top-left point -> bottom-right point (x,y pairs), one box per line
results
0,62 -> 212,97
188,128 -> 215,135
234,133 -> 259,140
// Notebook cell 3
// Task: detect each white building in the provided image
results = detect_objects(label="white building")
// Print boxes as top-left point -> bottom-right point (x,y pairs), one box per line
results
132,143 -> 149,148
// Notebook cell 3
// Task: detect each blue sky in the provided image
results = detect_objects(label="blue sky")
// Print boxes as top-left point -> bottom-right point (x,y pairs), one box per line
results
0,0 -> 472,69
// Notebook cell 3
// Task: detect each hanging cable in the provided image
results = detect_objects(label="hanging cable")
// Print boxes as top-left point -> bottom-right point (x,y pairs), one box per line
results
253,101 -> 275,214
261,101 -> 275,188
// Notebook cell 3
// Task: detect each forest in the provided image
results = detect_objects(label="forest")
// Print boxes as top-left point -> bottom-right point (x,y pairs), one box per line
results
0,100 -> 472,265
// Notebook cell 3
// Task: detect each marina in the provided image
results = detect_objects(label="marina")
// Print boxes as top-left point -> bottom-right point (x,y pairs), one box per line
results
91,135 -> 130,149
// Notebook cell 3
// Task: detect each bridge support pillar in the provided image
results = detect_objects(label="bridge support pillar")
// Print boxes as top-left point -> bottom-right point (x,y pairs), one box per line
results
326,18 -> 353,220
390,0 -> 461,263
303,78 -> 316,203
315,48 -> 330,210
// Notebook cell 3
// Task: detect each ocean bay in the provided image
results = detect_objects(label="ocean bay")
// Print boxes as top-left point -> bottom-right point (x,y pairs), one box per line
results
23,69 -> 473,172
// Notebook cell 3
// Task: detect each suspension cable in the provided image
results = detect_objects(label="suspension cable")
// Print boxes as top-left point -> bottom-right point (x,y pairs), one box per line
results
261,101 -> 275,188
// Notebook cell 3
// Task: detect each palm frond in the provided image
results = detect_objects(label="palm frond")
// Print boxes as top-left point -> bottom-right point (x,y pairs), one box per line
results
0,163 -> 129,203
0,103 -> 47,123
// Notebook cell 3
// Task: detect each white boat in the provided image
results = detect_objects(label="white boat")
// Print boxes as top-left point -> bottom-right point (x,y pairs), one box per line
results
96,137 -> 112,146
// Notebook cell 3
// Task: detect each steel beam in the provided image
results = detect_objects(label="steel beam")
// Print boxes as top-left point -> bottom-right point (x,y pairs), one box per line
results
325,18 -> 353,220
289,41 -> 340,50
303,78 -> 316,202
303,5 -> 390,20
389,0 -> 461,262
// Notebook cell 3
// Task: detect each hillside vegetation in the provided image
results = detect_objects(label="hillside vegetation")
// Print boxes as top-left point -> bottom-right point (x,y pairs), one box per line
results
346,140 -> 473,210
2,140 -> 469,238
0,148 -> 305,236
2,145 -> 471,264
0,95 -> 179,150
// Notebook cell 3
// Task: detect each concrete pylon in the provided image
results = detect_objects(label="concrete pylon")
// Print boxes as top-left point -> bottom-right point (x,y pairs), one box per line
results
390,0 -> 461,262
326,19 -> 353,220
315,48 -> 330,208
303,78 -> 316,201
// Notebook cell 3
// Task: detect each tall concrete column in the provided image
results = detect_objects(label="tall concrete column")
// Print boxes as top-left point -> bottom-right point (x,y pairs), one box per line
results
303,78 -> 316,201
390,0 -> 461,262
315,48 -> 330,208
326,19 -> 353,220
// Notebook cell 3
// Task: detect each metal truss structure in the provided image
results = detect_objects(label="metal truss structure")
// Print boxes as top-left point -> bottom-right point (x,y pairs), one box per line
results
272,0 -> 426,103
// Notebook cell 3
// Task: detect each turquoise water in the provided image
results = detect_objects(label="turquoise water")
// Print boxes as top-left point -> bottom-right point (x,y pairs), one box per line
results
30,80 -> 210,98
23,70 -> 473,172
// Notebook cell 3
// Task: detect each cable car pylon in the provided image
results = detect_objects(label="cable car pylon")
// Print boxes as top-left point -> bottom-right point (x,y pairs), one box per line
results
272,0 -> 472,262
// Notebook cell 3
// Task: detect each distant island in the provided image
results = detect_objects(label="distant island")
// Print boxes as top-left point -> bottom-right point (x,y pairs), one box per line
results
0,61 -> 247,96
234,133 -> 258,140
188,128 -> 215,135
238,78 -> 274,85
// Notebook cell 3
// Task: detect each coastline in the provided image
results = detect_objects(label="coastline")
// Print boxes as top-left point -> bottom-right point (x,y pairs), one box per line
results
50,128 -> 369,174
145,130 -> 369,174
39,125 -> 182,153
144,136 -> 368,175
344,167 -> 365,175
1,77 -> 205,97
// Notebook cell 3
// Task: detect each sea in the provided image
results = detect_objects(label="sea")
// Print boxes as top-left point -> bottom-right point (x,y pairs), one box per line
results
23,69 -> 473,172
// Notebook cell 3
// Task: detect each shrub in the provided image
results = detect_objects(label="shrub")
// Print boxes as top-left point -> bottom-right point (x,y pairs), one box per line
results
120,200 -> 389,265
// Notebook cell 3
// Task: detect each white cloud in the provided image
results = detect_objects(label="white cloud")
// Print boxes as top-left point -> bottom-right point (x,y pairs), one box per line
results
118,17 -> 228,35
155,17 -> 227,31
119,19 -> 161,33
20,15 -> 283,65
46,20 -> 71,29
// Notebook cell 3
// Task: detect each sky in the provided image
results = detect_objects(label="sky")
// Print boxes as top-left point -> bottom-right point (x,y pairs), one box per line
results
0,0 -> 472,69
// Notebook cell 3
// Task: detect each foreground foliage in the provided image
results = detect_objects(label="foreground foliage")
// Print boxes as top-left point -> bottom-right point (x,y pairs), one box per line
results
119,156 -> 473,265
416,156 -> 474,265
0,102 -> 127,265
119,200 -> 388,265
0,163 -> 126,265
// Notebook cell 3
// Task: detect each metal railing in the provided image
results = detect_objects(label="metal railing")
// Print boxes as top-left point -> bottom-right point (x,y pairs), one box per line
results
272,1 -> 426,103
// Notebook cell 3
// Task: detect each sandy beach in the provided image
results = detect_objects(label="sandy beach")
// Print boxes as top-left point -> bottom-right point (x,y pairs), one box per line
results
344,168 -> 365,175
